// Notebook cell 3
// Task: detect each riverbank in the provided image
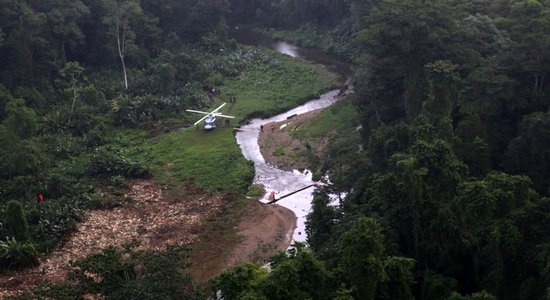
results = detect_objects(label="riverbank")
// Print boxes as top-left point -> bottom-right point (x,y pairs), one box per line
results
257,95 -> 360,177
0,36 -> 343,298
259,109 -> 324,172
189,201 -> 295,281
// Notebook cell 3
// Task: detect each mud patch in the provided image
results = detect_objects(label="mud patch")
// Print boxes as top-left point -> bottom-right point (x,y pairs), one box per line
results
188,200 -> 295,281
0,179 -> 225,297
229,204 -> 295,263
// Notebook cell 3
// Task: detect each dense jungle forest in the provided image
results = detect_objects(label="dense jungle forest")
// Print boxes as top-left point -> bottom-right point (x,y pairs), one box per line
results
0,0 -> 549,299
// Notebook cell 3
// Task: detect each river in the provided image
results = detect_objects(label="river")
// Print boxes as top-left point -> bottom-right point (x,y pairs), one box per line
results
231,27 -> 352,78
233,28 -> 351,243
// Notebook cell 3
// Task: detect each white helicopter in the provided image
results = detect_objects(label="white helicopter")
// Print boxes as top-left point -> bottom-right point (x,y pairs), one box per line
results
186,103 -> 235,130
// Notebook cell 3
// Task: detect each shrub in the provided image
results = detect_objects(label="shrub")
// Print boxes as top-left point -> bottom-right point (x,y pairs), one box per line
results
0,237 -> 39,270
111,94 -> 161,127
41,246 -> 203,299
3,200 -> 31,241
87,146 -> 149,178
13,86 -> 45,109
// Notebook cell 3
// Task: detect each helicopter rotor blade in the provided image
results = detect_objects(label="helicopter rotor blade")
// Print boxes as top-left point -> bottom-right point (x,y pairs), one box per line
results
210,103 -> 226,114
186,109 -> 210,115
193,114 -> 210,126
213,114 -> 235,119
188,103 -> 228,127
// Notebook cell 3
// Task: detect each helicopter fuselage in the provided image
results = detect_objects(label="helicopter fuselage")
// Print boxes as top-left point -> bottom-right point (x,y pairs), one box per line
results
204,115 -> 217,130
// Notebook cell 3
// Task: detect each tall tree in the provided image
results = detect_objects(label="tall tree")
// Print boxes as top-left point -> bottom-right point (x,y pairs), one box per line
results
43,0 -> 90,63
60,61 -> 85,122
0,0 -> 46,85
355,0 -> 458,132
102,0 -> 144,89
504,111 -> 550,194
338,217 -> 387,299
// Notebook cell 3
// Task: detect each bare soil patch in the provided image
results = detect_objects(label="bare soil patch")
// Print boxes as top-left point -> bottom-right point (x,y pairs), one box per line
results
229,203 -> 295,263
1,180 -> 297,296
259,109 -> 327,170
0,179 -> 225,297
188,199 -> 296,281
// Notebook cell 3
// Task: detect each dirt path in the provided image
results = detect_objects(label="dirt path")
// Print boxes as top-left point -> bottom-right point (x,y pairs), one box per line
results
0,179 -> 225,298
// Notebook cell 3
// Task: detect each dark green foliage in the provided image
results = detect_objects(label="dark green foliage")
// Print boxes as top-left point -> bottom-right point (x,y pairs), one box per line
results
447,290 -> 497,300
379,256 -> 415,300
306,193 -> 337,257
354,0 -> 459,132
318,0 -> 550,297
110,94 -> 161,127
454,115 -> 491,177
74,246 -> 137,295
217,239 -> 415,300
122,247 -> 201,299
15,283 -> 85,300
0,83 -> 14,120
264,247 -> 335,300
422,271 -> 459,300
504,111 -> 550,193
0,238 -> 39,270
0,128 -> 46,178
3,200 -> 31,242
4,99 -> 37,139
87,146 -> 149,178
0,200 -> 39,270
454,172 -> 549,299
352,114 -> 549,298
215,262 -> 269,299
20,245 -> 201,299
216,245 -> 339,300
338,217 -> 387,299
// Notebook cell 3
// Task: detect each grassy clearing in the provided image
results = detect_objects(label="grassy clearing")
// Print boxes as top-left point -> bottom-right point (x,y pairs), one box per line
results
246,184 -> 264,197
132,47 -> 339,193
220,48 -> 341,120
292,96 -> 362,180
292,95 -> 358,140
136,127 -> 253,192
123,47 -> 341,280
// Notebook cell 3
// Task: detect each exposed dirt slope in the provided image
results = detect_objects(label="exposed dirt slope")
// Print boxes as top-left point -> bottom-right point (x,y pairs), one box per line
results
189,200 -> 296,281
0,179 -> 225,297
0,180 -> 297,297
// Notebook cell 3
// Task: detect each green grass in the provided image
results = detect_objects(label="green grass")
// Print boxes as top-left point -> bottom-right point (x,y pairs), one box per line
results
219,49 -> 340,121
273,147 -> 286,157
130,48 -> 339,193
277,96 -> 361,179
246,184 -> 264,197
137,127 -> 253,192
291,95 -> 358,139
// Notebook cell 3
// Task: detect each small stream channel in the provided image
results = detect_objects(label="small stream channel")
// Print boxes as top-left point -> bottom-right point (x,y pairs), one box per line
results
233,28 -> 351,243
